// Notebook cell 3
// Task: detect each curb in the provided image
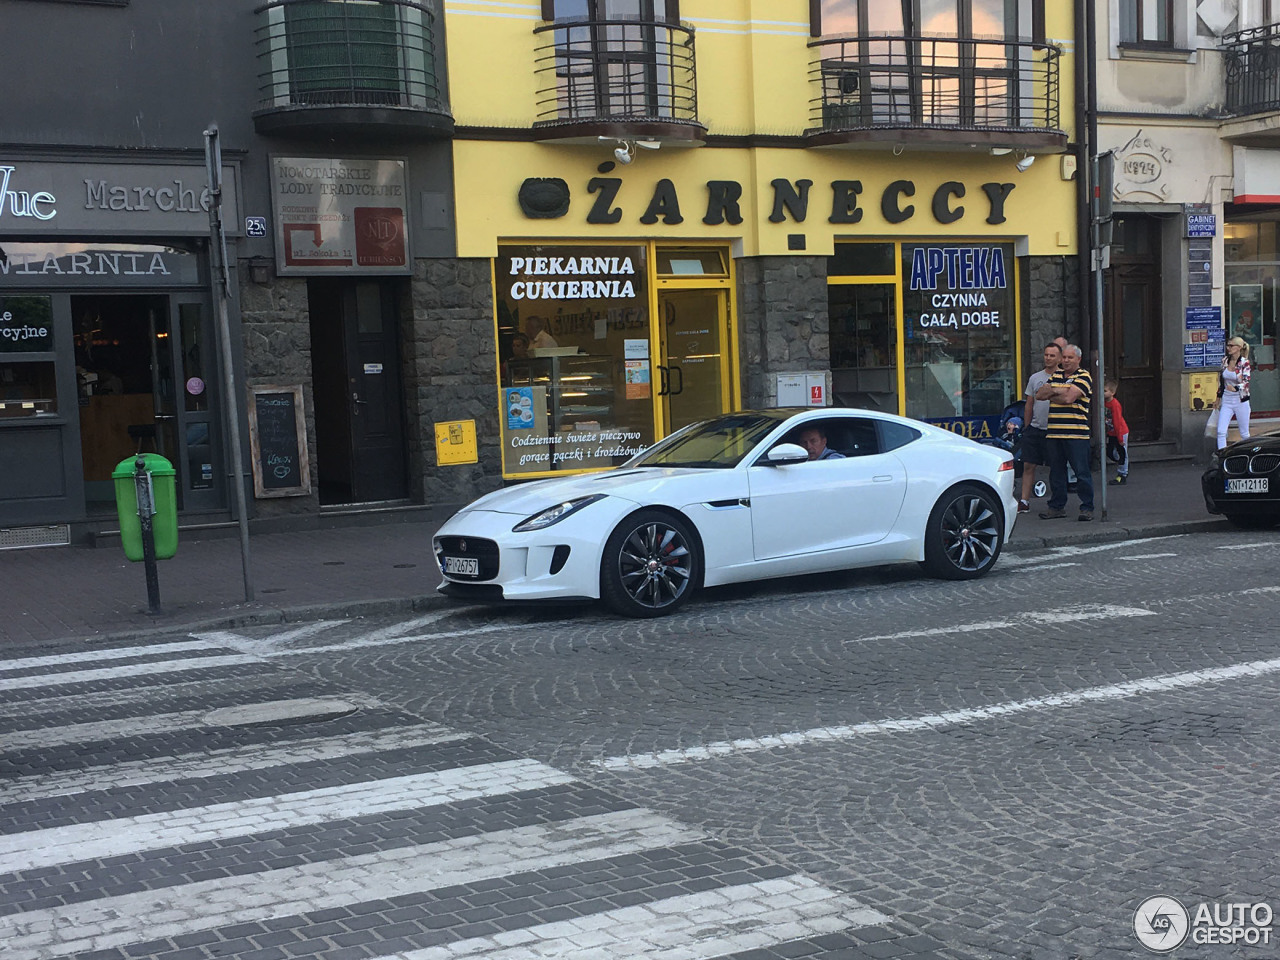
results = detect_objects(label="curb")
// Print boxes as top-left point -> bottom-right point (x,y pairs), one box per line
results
49,517 -> 1234,651
75,594 -> 453,648
1008,517 -> 1232,549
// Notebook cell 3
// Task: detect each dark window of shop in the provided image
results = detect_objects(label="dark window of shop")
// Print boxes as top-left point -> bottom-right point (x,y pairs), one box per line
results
1119,0 -> 1174,46
0,296 -> 57,421
1224,215 -> 1280,416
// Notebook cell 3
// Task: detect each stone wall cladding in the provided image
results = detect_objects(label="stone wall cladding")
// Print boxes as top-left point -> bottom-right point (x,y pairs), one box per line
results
736,256 -> 830,409
238,275 -> 319,517
1022,255 -> 1083,376
407,258 -> 503,509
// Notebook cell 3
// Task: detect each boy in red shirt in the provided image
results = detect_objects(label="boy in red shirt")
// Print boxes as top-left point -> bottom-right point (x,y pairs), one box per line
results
1104,379 -> 1129,485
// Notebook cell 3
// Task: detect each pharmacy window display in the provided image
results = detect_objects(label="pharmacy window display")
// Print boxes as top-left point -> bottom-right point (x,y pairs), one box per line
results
829,241 -> 1020,433
903,242 -> 1017,423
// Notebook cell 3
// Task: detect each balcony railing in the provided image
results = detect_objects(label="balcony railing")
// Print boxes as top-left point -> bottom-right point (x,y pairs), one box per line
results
253,0 -> 452,138
1223,23 -> 1280,117
808,35 -> 1061,143
532,17 -> 702,138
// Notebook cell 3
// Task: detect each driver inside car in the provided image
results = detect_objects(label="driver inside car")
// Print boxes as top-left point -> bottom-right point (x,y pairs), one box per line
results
796,426 -> 845,461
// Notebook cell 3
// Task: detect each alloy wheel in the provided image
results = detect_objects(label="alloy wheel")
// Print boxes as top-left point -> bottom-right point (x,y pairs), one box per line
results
616,520 -> 693,610
940,493 -> 1001,573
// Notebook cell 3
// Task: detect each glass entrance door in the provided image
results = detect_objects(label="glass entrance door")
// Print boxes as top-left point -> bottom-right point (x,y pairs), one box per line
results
656,288 -> 730,432
829,282 -> 899,412
73,293 -> 222,514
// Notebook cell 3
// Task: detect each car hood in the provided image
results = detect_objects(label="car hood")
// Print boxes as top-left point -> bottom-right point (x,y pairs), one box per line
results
1222,435 -> 1280,456
455,467 -> 724,517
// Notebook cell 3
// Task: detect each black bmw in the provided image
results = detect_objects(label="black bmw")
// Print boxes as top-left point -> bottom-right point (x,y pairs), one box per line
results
1202,435 -> 1280,528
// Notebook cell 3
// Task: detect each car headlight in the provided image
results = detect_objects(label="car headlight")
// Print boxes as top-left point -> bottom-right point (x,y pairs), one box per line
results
512,494 -> 606,532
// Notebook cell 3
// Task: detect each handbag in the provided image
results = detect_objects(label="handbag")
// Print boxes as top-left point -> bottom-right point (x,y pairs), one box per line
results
1204,408 -> 1219,437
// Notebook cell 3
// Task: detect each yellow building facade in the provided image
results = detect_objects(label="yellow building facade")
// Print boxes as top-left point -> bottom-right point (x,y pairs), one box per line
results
443,0 -> 1080,478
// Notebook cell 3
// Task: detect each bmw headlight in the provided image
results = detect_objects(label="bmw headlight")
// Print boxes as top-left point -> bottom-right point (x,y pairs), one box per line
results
513,494 -> 606,532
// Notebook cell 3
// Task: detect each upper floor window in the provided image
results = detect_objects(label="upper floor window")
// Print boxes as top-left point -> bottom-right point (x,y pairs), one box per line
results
1120,0 -> 1174,45
811,0 -> 1037,40
543,0 -> 678,21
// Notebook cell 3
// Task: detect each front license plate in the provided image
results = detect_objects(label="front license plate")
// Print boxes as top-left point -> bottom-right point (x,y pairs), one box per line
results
443,556 -> 479,577
1226,477 -> 1269,494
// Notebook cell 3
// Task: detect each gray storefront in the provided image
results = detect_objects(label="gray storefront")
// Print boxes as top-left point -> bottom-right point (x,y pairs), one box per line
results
0,158 -> 241,531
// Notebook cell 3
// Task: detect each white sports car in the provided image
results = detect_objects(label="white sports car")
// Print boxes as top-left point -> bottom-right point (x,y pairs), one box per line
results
433,408 -> 1016,617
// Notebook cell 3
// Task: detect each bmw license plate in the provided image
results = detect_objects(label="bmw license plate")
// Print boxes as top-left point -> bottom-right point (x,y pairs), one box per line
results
1226,477 -> 1269,494
443,556 -> 479,577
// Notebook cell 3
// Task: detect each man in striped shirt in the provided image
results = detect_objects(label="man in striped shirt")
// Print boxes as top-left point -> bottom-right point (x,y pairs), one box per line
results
1034,343 -> 1094,521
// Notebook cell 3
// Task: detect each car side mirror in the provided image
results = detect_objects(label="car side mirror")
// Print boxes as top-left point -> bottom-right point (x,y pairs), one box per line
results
767,443 -> 809,465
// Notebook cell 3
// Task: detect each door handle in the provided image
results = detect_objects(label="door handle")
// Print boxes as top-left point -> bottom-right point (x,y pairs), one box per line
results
873,475 -> 893,482
669,364 -> 684,396
656,364 -> 669,397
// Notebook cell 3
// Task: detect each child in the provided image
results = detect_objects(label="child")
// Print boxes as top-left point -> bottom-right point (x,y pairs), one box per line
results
1103,379 -> 1129,485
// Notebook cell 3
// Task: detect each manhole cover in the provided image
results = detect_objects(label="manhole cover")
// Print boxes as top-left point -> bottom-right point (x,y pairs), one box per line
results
204,697 -> 361,727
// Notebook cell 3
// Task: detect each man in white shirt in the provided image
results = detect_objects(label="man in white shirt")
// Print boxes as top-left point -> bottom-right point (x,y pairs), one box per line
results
1017,341 -> 1061,513
524,316 -> 559,349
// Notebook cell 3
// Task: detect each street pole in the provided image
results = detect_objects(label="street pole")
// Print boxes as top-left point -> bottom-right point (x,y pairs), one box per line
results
204,124 -> 255,602
1094,151 -> 1114,522
134,456 -> 162,615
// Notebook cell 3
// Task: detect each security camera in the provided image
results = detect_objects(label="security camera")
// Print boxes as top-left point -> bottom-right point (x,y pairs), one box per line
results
1015,155 -> 1036,172
614,144 -> 633,165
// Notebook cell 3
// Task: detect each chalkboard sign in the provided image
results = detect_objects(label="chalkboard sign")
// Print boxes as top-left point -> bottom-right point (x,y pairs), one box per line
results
247,384 -> 312,498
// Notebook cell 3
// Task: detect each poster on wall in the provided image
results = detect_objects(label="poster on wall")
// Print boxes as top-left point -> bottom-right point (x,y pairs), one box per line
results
495,244 -> 655,476
270,158 -> 410,276
1229,284 -> 1264,347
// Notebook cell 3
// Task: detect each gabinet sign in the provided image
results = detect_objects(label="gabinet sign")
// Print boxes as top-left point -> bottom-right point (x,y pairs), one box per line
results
0,160 -> 240,235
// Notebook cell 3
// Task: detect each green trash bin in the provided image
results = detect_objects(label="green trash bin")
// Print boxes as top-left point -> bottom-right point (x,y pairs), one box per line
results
112,454 -> 178,562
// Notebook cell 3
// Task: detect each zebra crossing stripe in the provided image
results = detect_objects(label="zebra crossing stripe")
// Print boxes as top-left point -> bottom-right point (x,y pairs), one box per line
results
393,875 -> 891,960
0,655 -> 260,692
2,725 -> 471,803
0,758 -> 576,873
0,810 -> 706,960
0,673 -> 288,722
0,640 -> 222,673
600,654 -> 1280,770
2,697 -> 366,751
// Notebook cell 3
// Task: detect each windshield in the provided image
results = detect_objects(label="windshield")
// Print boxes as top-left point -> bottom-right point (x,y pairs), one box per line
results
626,413 -> 785,468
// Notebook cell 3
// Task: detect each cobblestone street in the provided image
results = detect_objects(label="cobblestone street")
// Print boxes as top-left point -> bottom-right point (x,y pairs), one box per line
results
2,529 -> 1278,959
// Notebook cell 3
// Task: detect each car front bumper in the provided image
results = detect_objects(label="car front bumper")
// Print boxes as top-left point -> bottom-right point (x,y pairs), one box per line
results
432,502 -> 634,602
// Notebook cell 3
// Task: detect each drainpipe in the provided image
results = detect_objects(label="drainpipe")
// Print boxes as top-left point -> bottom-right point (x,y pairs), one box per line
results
1074,0 -> 1093,349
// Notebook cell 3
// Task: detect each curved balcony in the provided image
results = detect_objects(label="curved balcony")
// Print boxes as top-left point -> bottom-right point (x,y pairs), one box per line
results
532,17 -> 704,143
1224,24 -> 1280,119
253,0 -> 453,141
807,35 -> 1064,151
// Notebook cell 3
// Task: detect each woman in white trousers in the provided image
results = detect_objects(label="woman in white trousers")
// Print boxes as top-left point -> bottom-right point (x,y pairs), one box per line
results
1215,336 -> 1252,451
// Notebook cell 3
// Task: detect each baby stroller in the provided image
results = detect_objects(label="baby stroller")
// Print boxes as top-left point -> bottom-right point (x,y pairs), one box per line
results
976,401 -> 1024,483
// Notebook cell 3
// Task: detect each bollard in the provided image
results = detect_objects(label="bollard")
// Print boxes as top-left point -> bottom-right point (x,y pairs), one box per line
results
134,456 -> 162,615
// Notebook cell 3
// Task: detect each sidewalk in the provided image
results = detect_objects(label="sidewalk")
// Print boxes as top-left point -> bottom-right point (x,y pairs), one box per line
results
0,459 -> 1226,648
